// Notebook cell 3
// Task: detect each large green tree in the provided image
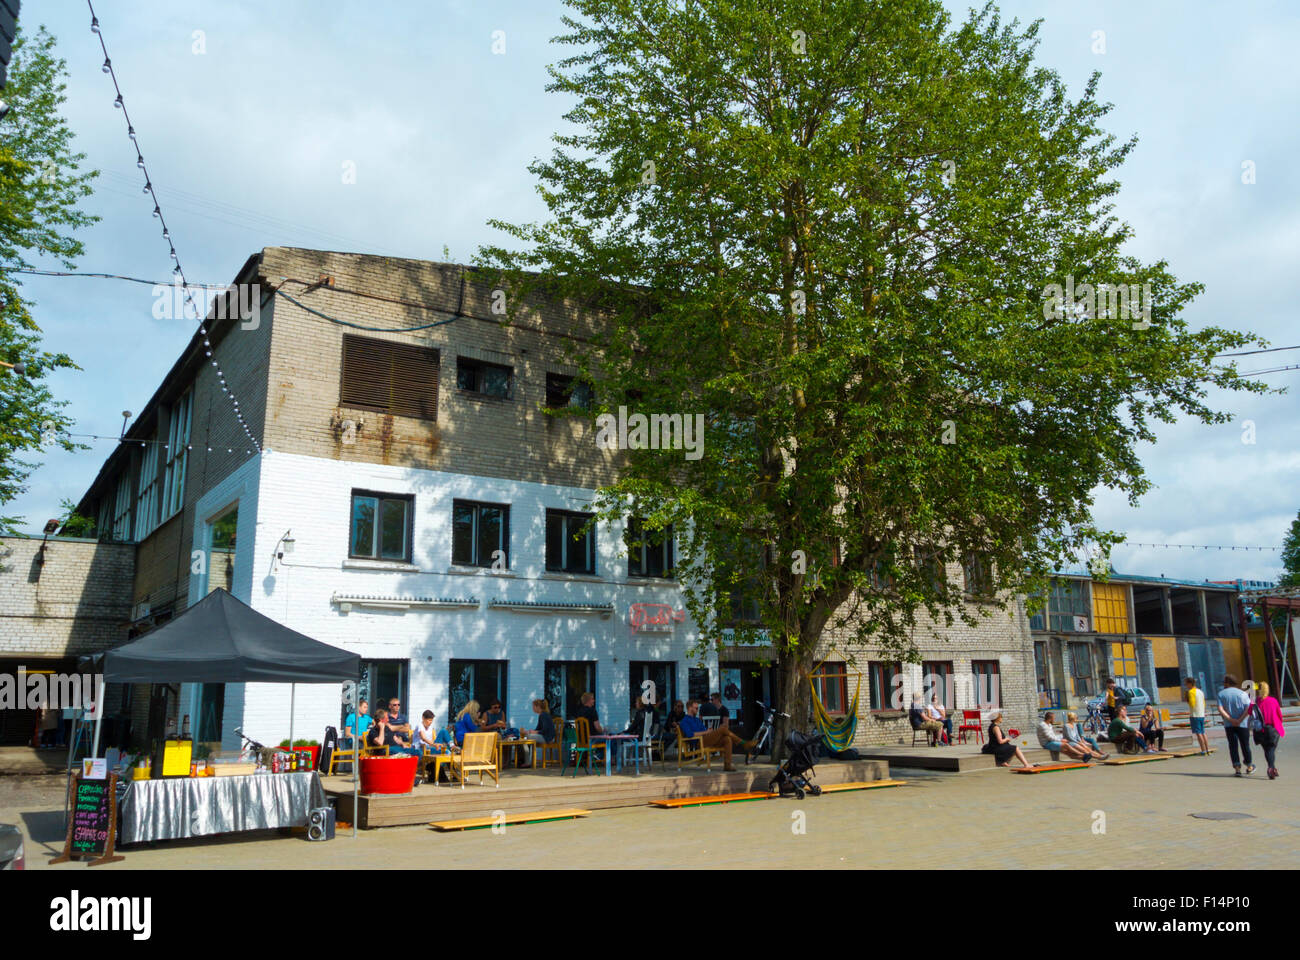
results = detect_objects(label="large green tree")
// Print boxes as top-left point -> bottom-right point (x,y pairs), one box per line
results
1280,510 -> 1300,588
483,0 -> 1266,750
0,25 -> 97,532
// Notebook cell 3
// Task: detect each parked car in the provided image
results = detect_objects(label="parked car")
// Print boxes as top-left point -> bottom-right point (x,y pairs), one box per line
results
0,824 -> 24,870
1085,686 -> 1151,716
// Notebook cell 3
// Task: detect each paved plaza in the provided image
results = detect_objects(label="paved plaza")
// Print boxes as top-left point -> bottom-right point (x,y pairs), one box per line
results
4,728 -> 1295,870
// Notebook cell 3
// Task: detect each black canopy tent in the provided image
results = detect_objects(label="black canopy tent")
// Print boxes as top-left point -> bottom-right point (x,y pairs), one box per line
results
81,588 -> 361,836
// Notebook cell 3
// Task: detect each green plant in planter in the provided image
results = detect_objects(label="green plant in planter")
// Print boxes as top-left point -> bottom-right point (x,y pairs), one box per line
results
278,739 -> 320,748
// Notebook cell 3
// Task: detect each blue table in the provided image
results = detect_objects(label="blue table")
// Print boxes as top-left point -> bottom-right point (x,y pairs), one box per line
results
590,734 -> 638,775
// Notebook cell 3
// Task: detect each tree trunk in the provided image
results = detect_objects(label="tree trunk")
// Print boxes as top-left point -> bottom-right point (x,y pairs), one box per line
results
772,648 -> 814,765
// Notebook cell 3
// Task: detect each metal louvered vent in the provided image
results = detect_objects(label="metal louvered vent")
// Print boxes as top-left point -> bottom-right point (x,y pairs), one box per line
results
339,334 -> 439,420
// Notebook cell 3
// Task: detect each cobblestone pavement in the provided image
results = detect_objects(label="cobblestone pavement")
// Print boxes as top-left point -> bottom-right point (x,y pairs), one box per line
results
7,729 -> 1296,869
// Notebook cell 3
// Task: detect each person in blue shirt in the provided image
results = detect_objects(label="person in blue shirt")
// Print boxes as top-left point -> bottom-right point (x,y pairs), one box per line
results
678,699 -> 754,771
343,700 -> 372,749
1217,675 -> 1255,775
454,700 -> 482,746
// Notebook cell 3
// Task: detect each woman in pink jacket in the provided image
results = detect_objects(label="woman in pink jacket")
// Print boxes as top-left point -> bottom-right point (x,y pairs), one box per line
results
1256,682 -> 1287,780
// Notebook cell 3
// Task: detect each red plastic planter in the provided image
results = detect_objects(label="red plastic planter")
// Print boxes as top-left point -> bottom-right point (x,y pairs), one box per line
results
360,755 -> 418,794
291,746 -> 321,768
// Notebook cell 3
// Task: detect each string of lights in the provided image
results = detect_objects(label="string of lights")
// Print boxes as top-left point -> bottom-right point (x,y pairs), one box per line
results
87,0 -> 260,454
65,432 -> 253,456
1109,542 -> 1281,552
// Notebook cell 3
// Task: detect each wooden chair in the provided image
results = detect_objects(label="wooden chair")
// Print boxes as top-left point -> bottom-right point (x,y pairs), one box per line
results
539,716 -> 565,769
676,726 -> 723,770
571,718 -> 606,777
328,732 -> 386,774
957,710 -> 983,745
452,732 -> 499,788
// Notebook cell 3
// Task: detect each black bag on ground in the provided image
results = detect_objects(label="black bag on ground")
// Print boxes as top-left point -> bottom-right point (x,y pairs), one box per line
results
829,747 -> 860,761
319,725 -> 338,773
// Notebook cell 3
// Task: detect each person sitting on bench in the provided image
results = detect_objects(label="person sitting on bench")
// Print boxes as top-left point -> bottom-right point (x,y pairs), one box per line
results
909,693 -> 943,746
1138,705 -> 1166,752
1107,705 -> 1153,754
679,700 -> 755,772
1038,711 -> 1106,761
927,694 -> 953,744
1062,713 -> 1108,759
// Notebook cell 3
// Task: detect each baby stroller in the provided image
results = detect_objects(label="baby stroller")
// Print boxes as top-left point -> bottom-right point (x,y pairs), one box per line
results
769,729 -> 823,799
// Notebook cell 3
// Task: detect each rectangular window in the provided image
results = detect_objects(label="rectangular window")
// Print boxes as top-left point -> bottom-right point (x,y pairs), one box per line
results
1028,578 -> 1091,632
963,553 -> 992,597
1069,642 -> 1095,696
545,373 -> 593,411
629,661 -> 675,719
112,474 -> 132,541
161,390 -> 192,519
626,517 -> 674,578
134,438 -> 161,540
921,661 -> 953,709
339,334 -> 439,419
811,661 -> 848,715
1110,641 -> 1138,685
544,660 -> 596,720
451,500 -> 509,569
456,357 -> 513,399
449,659 -> 508,724
1033,642 -> 1048,693
349,491 -> 413,561
868,661 -> 902,711
971,660 -> 1001,708
913,546 -> 946,591
545,509 -> 595,574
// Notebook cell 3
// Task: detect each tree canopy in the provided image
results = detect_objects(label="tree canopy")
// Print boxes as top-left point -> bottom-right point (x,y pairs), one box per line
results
0,25 -> 97,533
482,0 -> 1267,743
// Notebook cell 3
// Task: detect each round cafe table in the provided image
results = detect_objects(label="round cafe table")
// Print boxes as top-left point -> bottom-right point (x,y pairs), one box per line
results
360,755 -> 418,794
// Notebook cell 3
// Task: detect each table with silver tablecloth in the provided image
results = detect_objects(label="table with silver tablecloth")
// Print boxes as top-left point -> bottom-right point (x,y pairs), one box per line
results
117,772 -> 325,844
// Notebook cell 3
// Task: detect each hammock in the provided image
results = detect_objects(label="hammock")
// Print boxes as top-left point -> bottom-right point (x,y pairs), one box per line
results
809,656 -> 860,753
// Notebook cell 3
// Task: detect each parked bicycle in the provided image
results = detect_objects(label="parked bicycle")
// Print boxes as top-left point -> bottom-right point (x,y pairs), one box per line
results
749,700 -> 788,758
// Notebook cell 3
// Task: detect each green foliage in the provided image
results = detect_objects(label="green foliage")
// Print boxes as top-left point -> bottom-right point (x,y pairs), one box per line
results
56,496 -> 95,537
1280,510 -> 1300,588
481,0 -> 1268,723
0,26 -> 98,533
278,739 -> 319,748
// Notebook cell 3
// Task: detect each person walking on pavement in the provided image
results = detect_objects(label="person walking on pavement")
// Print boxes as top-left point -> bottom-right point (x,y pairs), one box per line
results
1255,681 -> 1286,780
1217,674 -> 1254,776
1183,677 -> 1210,755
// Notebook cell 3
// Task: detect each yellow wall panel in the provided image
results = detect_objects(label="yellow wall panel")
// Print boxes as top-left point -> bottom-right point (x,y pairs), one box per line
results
1150,636 -> 1181,702
1092,582 -> 1129,634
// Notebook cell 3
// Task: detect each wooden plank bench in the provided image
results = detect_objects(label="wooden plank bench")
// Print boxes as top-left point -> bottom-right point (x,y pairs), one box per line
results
817,779 -> 907,792
430,808 -> 591,831
1167,748 -> 1215,757
1102,754 -> 1172,765
651,792 -> 774,808
1012,761 -> 1091,774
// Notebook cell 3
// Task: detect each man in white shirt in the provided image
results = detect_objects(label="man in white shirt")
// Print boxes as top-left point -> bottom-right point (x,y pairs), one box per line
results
412,710 -> 440,753
1037,711 -> 1096,761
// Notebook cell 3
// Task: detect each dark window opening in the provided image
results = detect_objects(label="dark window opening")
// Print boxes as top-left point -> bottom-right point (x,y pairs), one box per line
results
452,500 -> 509,569
627,517 -> 674,578
350,491 -> 413,562
545,509 -> 595,574
457,357 -> 513,399
545,373 -> 594,411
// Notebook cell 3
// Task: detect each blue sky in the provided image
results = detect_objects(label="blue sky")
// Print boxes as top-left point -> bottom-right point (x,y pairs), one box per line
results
10,1 -> 1298,583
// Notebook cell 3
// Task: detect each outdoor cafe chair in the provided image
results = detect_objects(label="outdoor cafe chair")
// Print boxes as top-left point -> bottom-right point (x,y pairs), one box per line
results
620,711 -> 660,773
957,710 -> 984,745
571,717 -> 606,776
452,732 -> 499,788
676,726 -> 722,771
539,716 -> 565,768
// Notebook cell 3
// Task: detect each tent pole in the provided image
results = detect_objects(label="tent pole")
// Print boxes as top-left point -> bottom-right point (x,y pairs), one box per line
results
353,671 -> 359,838
90,674 -> 106,758
289,683 -> 295,753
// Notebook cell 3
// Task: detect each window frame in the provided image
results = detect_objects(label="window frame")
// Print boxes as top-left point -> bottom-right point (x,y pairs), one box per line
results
963,552 -> 993,598
339,334 -> 440,420
161,390 -> 192,521
626,517 -> 675,579
134,436 -> 161,540
545,372 -> 593,411
545,508 -> 596,575
1069,641 -> 1095,696
456,356 -> 514,400
868,661 -> 903,711
921,660 -> 954,709
451,499 -> 510,569
811,661 -> 849,715
348,490 -> 415,562
971,659 -> 1002,708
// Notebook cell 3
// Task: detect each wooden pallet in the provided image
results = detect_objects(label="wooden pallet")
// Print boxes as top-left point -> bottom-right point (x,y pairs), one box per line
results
430,808 -> 591,831
1167,748 -> 1216,757
817,779 -> 907,792
1102,754 -> 1172,765
1012,761 -> 1091,774
651,791 -> 774,808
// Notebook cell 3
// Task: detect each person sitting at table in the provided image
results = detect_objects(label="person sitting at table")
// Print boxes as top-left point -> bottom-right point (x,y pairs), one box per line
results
482,701 -> 508,733
413,710 -> 443,754
622,695 -> 653,737
368,708 -> 419,756
342,699 -> 371,749
704,692 -> 731,729
679,700 -> 756,772
1138,704 -> 1166,752
454,700 -> 482,746
386,698 -> 412,738
576,691 -> 604,735
522,699 -> 556,765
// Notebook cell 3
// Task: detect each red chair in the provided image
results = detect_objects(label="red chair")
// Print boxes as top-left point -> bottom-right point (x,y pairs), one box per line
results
957,710 -> 983,745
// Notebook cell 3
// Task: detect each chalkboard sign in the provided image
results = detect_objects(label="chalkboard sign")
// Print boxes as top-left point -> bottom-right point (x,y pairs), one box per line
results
51,773 -> 125,867
688,667 -> 711,704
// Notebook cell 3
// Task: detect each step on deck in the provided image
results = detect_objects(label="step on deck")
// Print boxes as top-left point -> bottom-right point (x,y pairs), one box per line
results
430,808 -> 591,831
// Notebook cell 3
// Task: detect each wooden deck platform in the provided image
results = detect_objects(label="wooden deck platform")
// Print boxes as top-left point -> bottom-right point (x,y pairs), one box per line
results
325,758 -> 890,828
1102,754 -> 1173,765
430,809 -> 591,831
1012,761 -> 1091,774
